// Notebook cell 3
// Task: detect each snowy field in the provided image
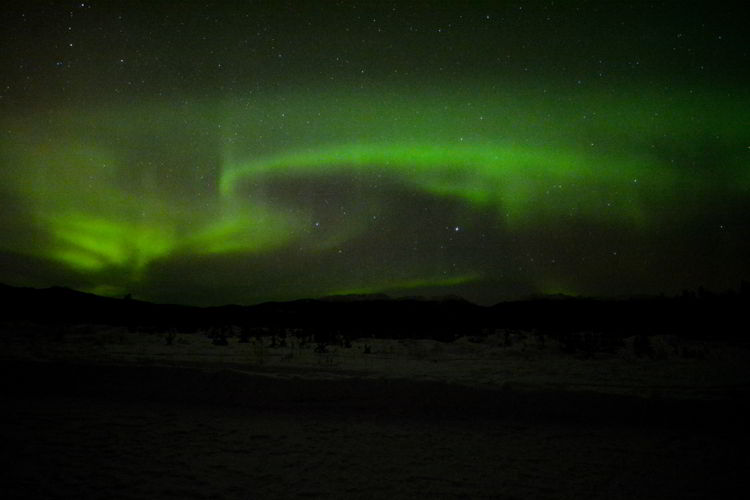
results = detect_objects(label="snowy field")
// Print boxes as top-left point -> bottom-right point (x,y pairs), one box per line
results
3,394 -> 745,500
3,324 -> 750,400
2,324 -> 749,498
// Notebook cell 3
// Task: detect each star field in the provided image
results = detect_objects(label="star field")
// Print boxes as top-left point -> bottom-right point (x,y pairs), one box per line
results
0,2 -> 748,305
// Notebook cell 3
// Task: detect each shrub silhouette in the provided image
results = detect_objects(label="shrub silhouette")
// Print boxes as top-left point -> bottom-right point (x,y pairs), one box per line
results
165,329 -> 176,345
238,326 -> 251,343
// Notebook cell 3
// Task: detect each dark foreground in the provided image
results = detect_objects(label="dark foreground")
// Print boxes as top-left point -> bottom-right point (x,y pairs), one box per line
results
1,361 -> 748,499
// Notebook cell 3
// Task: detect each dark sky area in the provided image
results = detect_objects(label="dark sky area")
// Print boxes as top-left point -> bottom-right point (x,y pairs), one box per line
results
1,1 -> 748,306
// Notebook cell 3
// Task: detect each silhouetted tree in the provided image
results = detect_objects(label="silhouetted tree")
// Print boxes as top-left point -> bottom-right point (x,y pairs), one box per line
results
165,329 -> 176,345
238,325 -> 251,343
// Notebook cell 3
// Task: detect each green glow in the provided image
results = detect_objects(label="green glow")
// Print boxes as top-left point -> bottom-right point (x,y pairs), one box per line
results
184,208 -> 300,256
1,82 -> 747,303
325,274 -> 480,298
44,212 -> 176,274
220,140 -> 658,226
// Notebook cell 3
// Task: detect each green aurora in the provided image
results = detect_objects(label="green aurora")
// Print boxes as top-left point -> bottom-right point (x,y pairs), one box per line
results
1,2 -> 748,305
1,83 -> 747,304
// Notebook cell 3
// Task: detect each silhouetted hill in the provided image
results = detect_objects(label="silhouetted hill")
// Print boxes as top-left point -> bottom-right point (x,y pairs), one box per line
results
1,283 -> 748,341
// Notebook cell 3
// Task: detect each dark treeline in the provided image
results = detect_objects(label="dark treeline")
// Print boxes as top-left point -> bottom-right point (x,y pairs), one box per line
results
1,282 -> 749,344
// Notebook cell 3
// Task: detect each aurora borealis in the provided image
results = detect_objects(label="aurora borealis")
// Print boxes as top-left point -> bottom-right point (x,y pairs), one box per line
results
1,2 -> 748,305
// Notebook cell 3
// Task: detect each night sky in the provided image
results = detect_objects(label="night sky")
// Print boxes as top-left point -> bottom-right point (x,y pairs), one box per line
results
1,2 -> 748,306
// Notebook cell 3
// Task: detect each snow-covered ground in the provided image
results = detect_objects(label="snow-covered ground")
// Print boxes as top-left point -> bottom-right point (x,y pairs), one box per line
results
2,324 -> 748,499
3,393 -> 744,500
3,324 -> 749,400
